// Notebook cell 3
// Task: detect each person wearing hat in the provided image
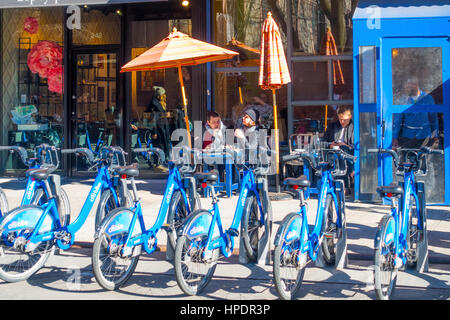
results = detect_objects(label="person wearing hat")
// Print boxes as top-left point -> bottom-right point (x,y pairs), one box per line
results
235,108 -> 260,138
146,85 -> 170,165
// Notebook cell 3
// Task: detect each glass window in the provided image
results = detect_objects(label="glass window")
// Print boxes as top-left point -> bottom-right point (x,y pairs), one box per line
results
392,47 -> 443,105
1,7 -> 64,173
72,8 -> 121,45
359,112 -> 377,195
293,61 -> 328,100
213,0 -> 288,67
214,71 -> 286,132
392,112 -> 444,203
359,46 -> 376,104
128,19 -> 192,172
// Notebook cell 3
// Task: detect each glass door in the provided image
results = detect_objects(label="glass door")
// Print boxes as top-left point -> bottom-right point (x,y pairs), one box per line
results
71,51 -> 119,174
380,37 -> 449,204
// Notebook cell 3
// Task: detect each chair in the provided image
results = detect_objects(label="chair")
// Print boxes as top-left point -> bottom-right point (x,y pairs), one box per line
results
283,133 -> 319,197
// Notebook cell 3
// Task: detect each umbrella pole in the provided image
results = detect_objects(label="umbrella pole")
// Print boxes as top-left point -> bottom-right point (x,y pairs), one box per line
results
238,87 -> 243,104
272,89 -> 280,193
178,64 -> 192,149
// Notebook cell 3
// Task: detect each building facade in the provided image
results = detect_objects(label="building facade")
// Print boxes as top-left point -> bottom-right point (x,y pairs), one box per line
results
0,0 -> 354,179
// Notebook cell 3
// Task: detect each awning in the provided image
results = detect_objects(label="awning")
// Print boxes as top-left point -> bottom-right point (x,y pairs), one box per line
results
0,0 -> 166,9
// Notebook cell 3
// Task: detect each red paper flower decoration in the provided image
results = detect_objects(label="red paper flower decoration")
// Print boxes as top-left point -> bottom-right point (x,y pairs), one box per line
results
27,40 -> 63,78
24,17 -> 39,34
48,65 -> 64,95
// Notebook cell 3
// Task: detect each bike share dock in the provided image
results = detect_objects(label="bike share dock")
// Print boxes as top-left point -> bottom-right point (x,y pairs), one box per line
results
0,176 -> 448,265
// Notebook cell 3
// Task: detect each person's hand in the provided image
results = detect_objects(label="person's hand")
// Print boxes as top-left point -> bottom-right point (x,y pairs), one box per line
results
234,129 -> 245,139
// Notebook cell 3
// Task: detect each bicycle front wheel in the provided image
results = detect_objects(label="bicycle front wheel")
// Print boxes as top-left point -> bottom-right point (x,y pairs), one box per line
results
374,214 -> 397,300
273,212 -> 305,300
0,205 -> 53,282
0,187 -> 9,217
174,235 -> 218,296
92,208 -> 140,291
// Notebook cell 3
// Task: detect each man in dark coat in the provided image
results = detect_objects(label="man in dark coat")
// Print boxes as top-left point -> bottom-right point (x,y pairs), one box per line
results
322,105 -> 354,195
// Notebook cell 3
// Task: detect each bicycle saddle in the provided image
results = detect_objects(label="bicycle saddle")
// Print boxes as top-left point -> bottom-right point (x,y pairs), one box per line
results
26,166 -> 56,181
376,183 -> 403,197
194,170 -> 219,183
283,175 -> 311,188
114,163 -> 139,177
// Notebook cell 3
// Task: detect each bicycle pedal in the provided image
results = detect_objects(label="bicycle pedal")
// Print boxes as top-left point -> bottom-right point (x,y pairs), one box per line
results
161,224 -> 174,232
323,232 -> 335,239
228,228 -> 239,237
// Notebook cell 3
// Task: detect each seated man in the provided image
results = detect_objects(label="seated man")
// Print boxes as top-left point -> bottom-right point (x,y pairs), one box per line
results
202,111 -> 227,151
322,105 -> 354,195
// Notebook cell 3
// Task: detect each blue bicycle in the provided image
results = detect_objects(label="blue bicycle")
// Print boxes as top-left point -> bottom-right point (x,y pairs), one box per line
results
368,146 -> 442,300
272,147 -> 355,300
0,146 -> 130,282
91,147 -> 201,290
0,144 -> 70,222
174,149 -> 271,296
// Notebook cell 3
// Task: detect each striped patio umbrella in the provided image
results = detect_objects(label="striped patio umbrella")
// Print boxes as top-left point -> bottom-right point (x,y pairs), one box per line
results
121,28 -> 238,148
321,27 -> 345,131
258,12 -> 291,178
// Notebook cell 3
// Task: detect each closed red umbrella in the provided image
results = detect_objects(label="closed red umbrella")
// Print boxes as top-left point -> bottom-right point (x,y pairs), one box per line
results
121,28 -> 238,148
321,27 -> 345,131
258,12 -> 291,179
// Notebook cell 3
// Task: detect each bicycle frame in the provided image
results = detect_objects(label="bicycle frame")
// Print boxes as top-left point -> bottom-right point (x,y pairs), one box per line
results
299,166 -> 341,261
387,168 -> 422,265
106,163 -> 192,255
195,168 -> 265,258
16,164 -> 120,250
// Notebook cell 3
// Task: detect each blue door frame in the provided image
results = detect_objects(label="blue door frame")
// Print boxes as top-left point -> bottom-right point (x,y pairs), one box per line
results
379,36 -> 450,204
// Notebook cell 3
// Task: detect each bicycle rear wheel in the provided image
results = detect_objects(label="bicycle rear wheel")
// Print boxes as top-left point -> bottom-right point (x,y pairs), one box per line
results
0,205 -> 53,282
92,208 -> 140,290
241,193 -> 265,261
33,187 -> 70,227
166,190 -> 195,253
273,213 -> 305,300
321,194 -> 341,265
406,195 -> 420,268
374,214 -> 397,300
95,189 -> 133,230
174,234 -> 218,296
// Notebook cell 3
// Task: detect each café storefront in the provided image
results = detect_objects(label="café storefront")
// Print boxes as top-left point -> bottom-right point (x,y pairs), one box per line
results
0,0 -> 353,178
0,0 -> 199,176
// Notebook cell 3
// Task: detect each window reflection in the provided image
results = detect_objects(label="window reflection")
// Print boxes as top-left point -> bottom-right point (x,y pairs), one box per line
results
392,47 -> 442,105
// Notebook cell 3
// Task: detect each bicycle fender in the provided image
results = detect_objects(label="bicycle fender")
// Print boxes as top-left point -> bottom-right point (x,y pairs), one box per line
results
374,214 -> 395,248
180,209 -> 219,240
95,208 -> 140,239
0,205 -> 55,235
274,212 -> 303,246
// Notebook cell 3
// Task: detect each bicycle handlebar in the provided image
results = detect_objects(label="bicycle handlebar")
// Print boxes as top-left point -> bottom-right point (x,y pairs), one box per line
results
133,147 -> 166,163
368,146 -> 443,169
0,146 -> 28,166
61,148 -> 95,164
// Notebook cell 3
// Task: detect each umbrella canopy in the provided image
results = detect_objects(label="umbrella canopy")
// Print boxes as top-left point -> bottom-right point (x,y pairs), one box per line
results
121,28 -> 239,148
258,12 -> 291,179
258,12 -> 291,90
321,27 -> 345,87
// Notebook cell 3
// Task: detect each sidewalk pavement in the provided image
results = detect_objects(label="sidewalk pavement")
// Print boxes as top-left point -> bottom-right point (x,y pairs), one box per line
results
0,176 -> 449,264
